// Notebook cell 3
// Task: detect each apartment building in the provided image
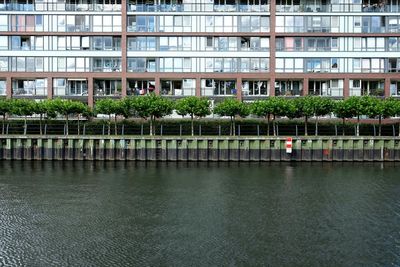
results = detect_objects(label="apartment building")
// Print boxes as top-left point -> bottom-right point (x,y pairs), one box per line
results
0,0 -> 399,106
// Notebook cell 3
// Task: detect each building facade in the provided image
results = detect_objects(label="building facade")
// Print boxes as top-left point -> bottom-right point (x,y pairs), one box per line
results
0,0 -> 399,106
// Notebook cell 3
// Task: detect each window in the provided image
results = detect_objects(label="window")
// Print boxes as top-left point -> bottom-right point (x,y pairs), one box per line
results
0,80 -> 6,95
57,57 -> 66,71
0,57 -> 8,71
0,15 -> 7,31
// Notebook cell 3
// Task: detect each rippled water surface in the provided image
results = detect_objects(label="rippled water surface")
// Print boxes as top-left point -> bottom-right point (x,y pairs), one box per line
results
0,162 -> 399,266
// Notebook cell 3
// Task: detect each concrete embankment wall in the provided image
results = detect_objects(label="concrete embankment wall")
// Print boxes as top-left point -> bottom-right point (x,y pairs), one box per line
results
1,136 -> 400,161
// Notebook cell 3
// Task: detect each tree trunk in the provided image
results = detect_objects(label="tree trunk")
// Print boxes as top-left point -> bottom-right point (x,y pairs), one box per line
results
266,114 -> 270,136
39,114 -> 43,135
114,115 -> 117,135
2,114 -> 4,135
229,117 -> 233,136
108,114 -> 111,135
24,116 -> 27,135
149,117 -> 153,136
315,116 -> 318,136
304,116 -> 308,136
233,117 -> 236,136
378,116 -> 382,136
356,115 -> 360,137
66,114 -> 69,136
273,115 -> 276,136
77,114 -> 80,135
342,118 -> 345,136
191,114 -> 194,136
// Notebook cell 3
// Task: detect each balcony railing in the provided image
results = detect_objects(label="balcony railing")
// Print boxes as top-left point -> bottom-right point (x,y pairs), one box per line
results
127,3 -> 269,12
13,87 -> 46,96
0,3 -> 121,11
161,88 -> 196,96
276,3 -> 400,12
201,88 -> 237,96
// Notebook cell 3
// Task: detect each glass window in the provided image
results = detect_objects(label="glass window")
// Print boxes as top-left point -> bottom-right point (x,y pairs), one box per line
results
35,36 -> 43,50
0,57 -> 8,71
35,57 -> 43,71
26,57 -> 35,71
17,57 -> 25,71
67,58 -> 75,71
70,36 -> 79,50
57,57 -> 66,71
0,36 -> 7,50
104,37 -> 112,50
58,37 -> 66,50
0,80 -> 6,95
0,15 -> 8,31
113,16 -> 121,31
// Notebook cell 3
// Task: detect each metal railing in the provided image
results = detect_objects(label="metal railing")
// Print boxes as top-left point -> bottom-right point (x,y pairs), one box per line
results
0,3 -> 121,12
127,3 -> 269,12
276,3 -> 400,12
1,121 -> 400,137
161,87 -> 196,96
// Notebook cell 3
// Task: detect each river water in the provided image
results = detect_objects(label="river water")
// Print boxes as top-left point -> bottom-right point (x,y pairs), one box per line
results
0,162 -> 399,266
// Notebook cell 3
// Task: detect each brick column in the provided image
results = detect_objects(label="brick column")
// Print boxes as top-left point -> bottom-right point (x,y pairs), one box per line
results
195,77 -> 201,97
384,77 -> 391,97
269,77 -> 275,96
343,77 -> 350,98
302,77 -> 309,96
121,0 -> 127,97
269,0 -> 276,97
6,76 -> 12,99
121,77 -> 127,98
47,77 -> 53,99
236,77 -> 242,101
88,77 -> 94,107
154,76 -> 160,95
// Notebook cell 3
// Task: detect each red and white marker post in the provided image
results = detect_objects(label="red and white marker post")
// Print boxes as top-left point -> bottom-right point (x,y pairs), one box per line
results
286,137 -> 292,154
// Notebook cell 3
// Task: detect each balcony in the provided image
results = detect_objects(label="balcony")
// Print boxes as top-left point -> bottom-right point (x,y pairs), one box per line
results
0,2 -> 121,11
127,1 -> 269,12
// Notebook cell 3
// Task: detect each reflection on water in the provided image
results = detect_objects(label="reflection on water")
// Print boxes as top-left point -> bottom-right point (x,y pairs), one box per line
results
0,162 -> 399,266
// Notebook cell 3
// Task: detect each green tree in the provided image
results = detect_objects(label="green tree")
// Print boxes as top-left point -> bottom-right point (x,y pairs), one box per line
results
269,97 -> 290,136
334,100 -> 353,136
95,98 -> 122,135
213,98 -> 249,136
363,96 -> 385,136
33,100 -> 53,135
250,99 -> 274,136
10,99 -> 36,135
313,97 -> 334,136
50,99 -> 85,135
130,94 -> 174,135
175,97 -> 211,136
0,98 -> 11,134
293,97 -> 315,136
343,96 -> 366,136
72,101 -> 88,135
380,98 -> 400,136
